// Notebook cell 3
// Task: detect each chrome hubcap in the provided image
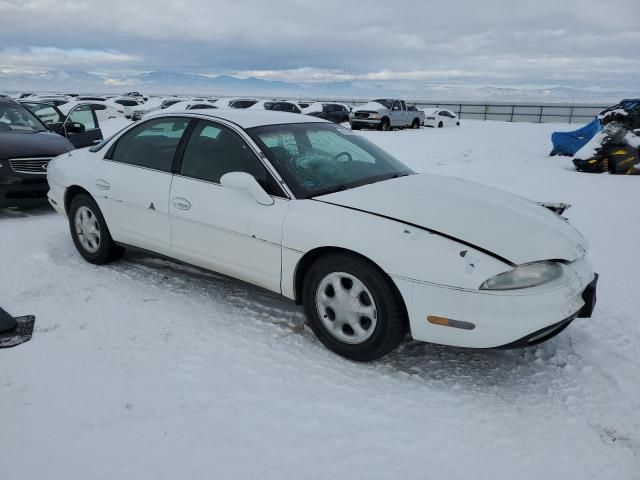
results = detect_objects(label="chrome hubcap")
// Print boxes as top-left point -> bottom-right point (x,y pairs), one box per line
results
74,206 -> 101,253
315,272 -> 378,344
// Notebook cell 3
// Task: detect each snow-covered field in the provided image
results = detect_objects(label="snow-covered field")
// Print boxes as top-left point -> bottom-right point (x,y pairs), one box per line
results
1,120 -> 639,479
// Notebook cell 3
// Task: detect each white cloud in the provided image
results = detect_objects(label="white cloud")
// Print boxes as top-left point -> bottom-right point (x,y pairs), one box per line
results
0,46 -> 137,67
0,0 -> 638,92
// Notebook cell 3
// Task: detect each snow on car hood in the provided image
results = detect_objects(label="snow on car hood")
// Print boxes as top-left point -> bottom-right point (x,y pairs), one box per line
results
353,101 -> 387,112
317,173 -> 588,265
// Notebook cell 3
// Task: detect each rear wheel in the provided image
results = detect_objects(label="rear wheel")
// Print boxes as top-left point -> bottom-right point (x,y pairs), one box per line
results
302,253 -> 408,361
68,194 -> 124,264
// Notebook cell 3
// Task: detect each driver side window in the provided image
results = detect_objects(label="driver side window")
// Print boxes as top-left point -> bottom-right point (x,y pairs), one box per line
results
180,120 -> 284,197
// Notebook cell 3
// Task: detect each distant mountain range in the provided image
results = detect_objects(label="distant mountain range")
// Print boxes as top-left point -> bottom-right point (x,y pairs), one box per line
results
1,68 -> 636,103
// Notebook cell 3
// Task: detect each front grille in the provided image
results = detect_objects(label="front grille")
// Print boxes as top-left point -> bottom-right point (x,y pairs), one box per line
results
355,112 -> 374,119
9,158 -> 52,175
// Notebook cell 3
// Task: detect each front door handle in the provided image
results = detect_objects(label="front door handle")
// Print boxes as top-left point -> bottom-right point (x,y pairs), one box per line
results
95,179 -> 110,190
172,197 -> 191,211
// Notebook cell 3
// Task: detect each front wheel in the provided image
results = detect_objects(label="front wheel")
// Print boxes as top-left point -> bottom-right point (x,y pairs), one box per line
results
411,118 -> 420,129
302,253 -> 408,361
438,121 -> 444,128
68,194 -> 124,264
379,118 -> 391,131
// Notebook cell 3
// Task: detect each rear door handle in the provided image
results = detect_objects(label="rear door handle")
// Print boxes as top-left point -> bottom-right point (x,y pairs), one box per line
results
95,179 -> 110,190
172,197 -> 191,211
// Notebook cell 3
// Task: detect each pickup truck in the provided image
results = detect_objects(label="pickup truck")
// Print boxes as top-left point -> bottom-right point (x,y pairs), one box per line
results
350,99 -> 425,131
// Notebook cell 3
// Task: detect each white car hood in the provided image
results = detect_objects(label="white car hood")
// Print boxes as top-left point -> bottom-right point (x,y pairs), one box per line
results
317,173 -> 588,265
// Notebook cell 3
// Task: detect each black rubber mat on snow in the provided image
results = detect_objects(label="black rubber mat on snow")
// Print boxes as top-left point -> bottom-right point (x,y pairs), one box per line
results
0,315 -> 36,349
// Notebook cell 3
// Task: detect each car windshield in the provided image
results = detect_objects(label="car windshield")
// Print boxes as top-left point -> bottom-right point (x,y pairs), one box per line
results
248,123 -> 414,198
373,99 -> 394,109
0,103 -> 47,133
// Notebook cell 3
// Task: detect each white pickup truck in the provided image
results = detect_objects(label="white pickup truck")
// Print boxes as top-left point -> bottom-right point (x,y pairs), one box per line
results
350,99 -> 425,131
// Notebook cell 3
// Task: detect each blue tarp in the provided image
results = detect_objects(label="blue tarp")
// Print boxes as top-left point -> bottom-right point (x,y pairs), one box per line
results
550,118 -> 600,156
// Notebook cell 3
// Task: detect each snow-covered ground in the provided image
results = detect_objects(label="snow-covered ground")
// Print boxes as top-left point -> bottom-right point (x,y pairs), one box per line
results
1,120 -> 639,479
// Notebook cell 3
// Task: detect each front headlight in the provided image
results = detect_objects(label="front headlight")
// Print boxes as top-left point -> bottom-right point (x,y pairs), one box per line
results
370,113 -> 381,119
479,261 -> 563,290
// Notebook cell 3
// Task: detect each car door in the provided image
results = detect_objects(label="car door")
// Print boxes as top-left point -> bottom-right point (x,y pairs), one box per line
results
91,116 -> 191,255
63,104 -> 103,148
169,119 -> 289,292
389,101 -> 403,127
21,102 -> 66,135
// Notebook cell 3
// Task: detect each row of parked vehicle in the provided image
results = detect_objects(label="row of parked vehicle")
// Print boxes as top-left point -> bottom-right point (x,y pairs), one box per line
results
0,91 -> 460,209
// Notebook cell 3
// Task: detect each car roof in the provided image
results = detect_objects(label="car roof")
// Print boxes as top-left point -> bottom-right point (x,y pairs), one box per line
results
146,108 -> 329,128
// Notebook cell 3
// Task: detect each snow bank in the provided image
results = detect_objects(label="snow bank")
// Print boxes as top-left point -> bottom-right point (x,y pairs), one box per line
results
1,120 -> 639,480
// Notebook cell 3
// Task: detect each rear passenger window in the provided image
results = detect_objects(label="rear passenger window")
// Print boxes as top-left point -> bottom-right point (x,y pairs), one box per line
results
108,117 -> 189,172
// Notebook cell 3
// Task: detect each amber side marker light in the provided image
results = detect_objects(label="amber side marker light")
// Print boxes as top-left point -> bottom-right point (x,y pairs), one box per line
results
427,315 -> 476,330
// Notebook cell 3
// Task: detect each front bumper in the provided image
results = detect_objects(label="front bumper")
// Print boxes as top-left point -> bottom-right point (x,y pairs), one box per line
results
0,174 -> 49,208
392,256 -> 597,348
350,119 -> 382,129
46,179 -> 67,215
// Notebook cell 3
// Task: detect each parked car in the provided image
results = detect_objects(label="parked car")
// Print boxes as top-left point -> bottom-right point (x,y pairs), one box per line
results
229,99 -> 259,109
58,101 -> 124,122
303,103 -> 351,124
424,108 -> 460,128
46,109 -> 597,361
0,98 -> 74,208
76,96 -> 108,102
350,99 -> 425,130
106,97 -> 144,118
123,91 -> 145,100
131,97 -> 175,120
249,100 -> 301,113
20,101 -> 106,148
146,101 -> 217,117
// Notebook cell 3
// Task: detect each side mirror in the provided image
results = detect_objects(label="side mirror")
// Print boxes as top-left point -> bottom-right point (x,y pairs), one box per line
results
220,171 -> 274,206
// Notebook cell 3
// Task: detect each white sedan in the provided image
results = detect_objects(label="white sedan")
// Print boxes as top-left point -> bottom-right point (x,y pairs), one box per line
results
424,108 -> 460,128
46,110 -> 597,361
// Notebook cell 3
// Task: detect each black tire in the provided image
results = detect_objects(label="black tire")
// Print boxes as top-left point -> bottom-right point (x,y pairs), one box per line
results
68,194 -> 124,264
302,253 -> 408,361
438,121 -> 444,128
379,118 -> 391,131
411,118 -> 420,129
456,121 -> 460,126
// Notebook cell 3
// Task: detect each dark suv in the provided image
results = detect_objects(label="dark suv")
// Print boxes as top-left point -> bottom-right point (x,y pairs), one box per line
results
0,99 -> 74,208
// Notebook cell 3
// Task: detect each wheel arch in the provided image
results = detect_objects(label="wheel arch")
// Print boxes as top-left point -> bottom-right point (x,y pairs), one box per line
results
292,246 -> 408,318
64,185 -> 93,214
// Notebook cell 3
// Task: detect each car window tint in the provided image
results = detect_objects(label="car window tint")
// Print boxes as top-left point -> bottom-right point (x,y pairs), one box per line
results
110,117 -> 189,172
67,105 -> 97,130
180,120 -> 284,196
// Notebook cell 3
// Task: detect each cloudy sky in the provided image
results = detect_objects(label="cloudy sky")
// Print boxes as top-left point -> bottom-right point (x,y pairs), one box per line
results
1,0 -> 639,93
